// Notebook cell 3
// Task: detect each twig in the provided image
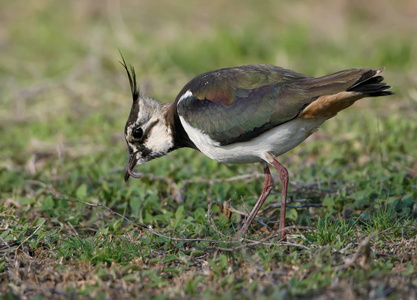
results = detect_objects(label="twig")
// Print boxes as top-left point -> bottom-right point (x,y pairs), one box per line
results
207,202 -> 230,239
1,236 -> 11,249
26,180 -> 146,229
263,201 -> 323,210
213,199 -> 322,219
289,203 -> 323,208
289,179 -> 344,195
378,226 -> 417,235
335,231 -> 379,271
15,219 -> 46,252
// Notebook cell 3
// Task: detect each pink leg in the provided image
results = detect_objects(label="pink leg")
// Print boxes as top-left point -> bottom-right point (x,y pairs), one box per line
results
234,163 -> 273,239
268,156 -> 289,240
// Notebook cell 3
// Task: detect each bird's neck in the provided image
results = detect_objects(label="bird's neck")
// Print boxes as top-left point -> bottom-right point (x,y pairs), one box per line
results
163,102 -> 197,151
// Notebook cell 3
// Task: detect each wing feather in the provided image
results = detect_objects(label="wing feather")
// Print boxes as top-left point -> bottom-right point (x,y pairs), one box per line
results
176,65 -> 311,145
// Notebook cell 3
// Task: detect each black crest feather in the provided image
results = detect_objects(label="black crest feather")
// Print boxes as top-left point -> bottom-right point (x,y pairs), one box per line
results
119,53 -> 140,102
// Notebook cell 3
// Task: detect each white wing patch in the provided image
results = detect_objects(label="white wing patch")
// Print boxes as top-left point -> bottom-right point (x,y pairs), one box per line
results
178,90 -> 193,105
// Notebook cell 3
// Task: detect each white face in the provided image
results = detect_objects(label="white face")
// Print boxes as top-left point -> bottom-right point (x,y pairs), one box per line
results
124,98 -> 174,176
125,118 -> 174,163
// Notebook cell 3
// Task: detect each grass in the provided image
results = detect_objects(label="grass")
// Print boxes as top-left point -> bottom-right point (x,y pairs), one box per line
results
1,0 -> 417,298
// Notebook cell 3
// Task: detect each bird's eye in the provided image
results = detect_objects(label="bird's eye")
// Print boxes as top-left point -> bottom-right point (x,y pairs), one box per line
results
132,127 -> 143,139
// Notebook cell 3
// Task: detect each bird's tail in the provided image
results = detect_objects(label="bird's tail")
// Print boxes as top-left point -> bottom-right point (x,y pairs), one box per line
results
298,68 -> 393,119
298,68 -> 392,97
346,68 -> 392,97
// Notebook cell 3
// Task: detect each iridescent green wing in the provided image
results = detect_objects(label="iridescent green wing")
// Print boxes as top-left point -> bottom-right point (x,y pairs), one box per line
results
176,64 -> 313,145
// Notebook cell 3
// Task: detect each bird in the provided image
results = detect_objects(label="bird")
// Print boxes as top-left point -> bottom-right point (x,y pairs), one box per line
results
121,57 -> 392,240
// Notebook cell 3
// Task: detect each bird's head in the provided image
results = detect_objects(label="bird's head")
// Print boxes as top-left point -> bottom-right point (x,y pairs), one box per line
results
121,57 -> 175,182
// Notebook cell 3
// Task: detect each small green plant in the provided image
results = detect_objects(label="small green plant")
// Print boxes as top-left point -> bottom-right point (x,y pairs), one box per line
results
57,234 -> 144,264
361,203 -> 408,239
307,217 -> 357,248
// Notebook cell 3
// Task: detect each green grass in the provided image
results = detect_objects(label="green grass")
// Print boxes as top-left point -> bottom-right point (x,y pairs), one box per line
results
1,0 -> 417,298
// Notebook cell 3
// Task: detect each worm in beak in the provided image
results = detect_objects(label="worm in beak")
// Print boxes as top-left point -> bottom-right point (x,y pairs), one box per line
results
124,153 -> 142,182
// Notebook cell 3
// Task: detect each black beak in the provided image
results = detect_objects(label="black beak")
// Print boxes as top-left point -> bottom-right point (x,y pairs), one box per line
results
124,153 -> 142,182
124,168 -> 131,182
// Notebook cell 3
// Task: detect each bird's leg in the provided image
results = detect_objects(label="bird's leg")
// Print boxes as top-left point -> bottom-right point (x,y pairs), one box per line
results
264,152 -> 289,240
234,163 -> 273,239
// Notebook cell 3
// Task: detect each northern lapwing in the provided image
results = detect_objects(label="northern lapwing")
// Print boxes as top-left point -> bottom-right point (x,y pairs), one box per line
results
121,59 -> 392,239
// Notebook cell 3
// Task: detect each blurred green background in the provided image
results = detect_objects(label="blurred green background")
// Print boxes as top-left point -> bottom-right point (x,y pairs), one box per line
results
0,0 -> 416,180
1,0 -> 417,298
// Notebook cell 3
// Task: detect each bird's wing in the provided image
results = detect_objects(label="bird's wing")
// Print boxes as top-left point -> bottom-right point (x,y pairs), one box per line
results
176,65 -> 390,146
176,64 -> 313,145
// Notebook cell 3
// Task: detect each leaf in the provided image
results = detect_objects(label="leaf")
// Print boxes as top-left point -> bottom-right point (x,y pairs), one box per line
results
286,208 -> 298,221
75,184 -> 88,199
163,254 -> 180,263
173,205 -> 185,228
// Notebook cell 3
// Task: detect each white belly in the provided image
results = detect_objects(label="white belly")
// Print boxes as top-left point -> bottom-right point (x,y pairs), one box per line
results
180,117 -> 326,164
